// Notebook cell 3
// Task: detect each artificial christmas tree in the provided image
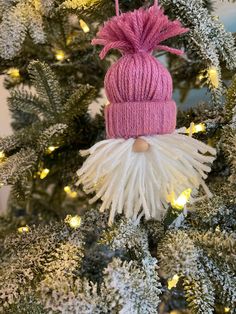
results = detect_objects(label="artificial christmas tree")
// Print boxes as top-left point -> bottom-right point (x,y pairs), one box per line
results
0,0 -> 235,313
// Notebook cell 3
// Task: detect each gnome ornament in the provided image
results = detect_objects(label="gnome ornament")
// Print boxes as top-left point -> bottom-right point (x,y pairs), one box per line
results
77,0 -> 216,225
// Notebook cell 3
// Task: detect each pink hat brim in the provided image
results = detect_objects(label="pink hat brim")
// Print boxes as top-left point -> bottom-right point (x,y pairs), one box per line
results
105,100 -> 176,139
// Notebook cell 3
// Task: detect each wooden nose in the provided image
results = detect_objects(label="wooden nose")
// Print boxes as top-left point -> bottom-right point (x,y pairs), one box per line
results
132,138 -> 150,152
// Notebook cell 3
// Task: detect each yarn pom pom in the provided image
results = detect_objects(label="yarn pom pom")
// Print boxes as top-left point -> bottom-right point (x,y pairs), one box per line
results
92,4 -> 188,59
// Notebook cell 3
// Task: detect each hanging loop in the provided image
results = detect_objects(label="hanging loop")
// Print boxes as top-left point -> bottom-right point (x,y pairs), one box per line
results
115,0 -> 158,16
115,0 -> 119,16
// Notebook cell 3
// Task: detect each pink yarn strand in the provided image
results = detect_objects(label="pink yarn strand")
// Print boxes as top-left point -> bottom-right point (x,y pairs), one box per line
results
115,0 -> 119,16
154,0 -> 158,7
92,4 -> 189,58
157,45 -> 184,55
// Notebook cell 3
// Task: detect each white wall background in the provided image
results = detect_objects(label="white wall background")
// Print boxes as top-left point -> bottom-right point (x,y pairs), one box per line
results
0,1 -> 236,213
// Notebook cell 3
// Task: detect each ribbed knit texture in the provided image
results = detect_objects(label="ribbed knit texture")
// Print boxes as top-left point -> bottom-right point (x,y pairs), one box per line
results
105,52 -> 176,138
92,4 -> 188,138
105,100 -> 176,138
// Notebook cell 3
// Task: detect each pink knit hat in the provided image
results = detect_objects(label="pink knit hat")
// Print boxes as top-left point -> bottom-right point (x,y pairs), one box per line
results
92,3 -> 188,139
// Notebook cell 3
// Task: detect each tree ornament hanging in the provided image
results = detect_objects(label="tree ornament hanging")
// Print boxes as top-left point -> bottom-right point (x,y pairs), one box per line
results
77,1 -> 216,225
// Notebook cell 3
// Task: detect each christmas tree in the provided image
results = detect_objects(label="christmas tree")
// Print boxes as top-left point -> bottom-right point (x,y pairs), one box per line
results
0,0 -> 235,313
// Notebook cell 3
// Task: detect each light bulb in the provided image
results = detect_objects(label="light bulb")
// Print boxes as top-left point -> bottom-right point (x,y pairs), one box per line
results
79,19 -> 90,33
198,66 -> 219,89
47,146 -> 58,154
64,186 -> 71,193
207,66 -> 219,89
55,49 -> 66,61
167,274 -> 180,289
186,122 -> 206,135
18,226 -> 30,233
64,215 -> 81,229
66,34 -> 74,45
7,68 -> 20,79
40,168 -> 50,179
169,188 -> 192,210
64,186 -> 78,198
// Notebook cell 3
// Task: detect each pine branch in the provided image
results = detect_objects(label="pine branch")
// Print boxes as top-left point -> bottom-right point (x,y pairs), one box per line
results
101,219 -> 150,259
11,175 -> 33,201
28,61 -> 62,115
157,230 -> 199,277
37,233 -> 84,312
143,219 -> 165,242
0,1 -> 48,59
192,230 -> 236,270
11,110 -> 40,131
0,4 -> 27,59
8,89 -> 49,118
0,222 -> 71,311
103,257 -> 161,314
37,123 -> 68,151
0,212 -> 161,314
188,196 -> 236,231
0,120 -> 51,154
0,148 -> 37,185
6,296 -> 47,314
225,74 -> 236,126
183,269 -> 215,314
28,6 -> 46,44
219,126 -> 236,184
201,253 -> 236,308
161,0 -> 236,69
62,84 -> 96,120
161,0 -> 236,102
0,134 -> 21,152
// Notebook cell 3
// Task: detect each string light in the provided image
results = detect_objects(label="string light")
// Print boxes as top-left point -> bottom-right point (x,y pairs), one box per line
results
18,226 -> 30,233
46,146 -> 58,154
197,66 -> 219,89
39,168 -> 50,179
207,66 -> 219,89
168,188 -> 192,210
215,225 -> 221,232
0,151 -> 6,163
167,274 -> 180,289
66,35 -> 72,46
186,122 -> 206,135
79,19 -> 90,33
7,68 -> 20,79
64,215 -> 81,229
64,186 -> 78,198
54,49 -> 66,61
66,33 -> 76,45
224,308 -> 230,313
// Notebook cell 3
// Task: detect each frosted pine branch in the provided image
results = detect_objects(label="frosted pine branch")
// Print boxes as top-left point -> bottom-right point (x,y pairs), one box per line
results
0,1 -> 48,59
28,61 -> 62,114
0,148 -> 37,185
38,123 -> 68,151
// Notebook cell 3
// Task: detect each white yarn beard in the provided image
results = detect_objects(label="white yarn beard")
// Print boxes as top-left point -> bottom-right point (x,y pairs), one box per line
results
77,133 -> 216,225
